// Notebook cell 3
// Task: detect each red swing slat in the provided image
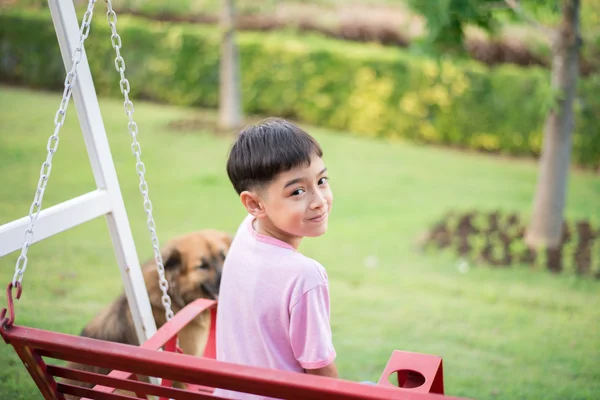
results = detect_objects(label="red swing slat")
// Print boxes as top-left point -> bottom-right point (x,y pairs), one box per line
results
48,365 -> 215,400
57,383 -> 140,400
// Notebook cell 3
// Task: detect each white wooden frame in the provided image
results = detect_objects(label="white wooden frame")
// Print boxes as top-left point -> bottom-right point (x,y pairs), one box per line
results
0,0 -> 157,344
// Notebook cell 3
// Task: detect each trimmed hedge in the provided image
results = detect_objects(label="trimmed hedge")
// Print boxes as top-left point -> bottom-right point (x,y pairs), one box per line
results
1,9 -> 599,168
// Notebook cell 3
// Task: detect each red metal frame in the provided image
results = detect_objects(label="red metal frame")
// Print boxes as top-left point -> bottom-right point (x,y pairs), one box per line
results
2,296 -> 471,400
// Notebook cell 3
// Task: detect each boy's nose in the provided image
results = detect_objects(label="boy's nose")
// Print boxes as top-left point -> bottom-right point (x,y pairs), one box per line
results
310,192 -> 328,210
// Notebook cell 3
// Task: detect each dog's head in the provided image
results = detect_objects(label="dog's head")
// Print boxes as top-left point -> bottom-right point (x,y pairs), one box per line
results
157,230 -> 232,305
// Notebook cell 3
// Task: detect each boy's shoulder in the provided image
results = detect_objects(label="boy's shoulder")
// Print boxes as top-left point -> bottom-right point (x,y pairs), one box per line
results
285,250 -> 328,284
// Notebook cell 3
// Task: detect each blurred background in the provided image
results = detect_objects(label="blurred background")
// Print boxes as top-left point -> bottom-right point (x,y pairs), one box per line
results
0,1 -> 599,399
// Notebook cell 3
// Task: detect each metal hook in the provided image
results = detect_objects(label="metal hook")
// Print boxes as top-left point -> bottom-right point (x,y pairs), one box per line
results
0,282 -> 22,329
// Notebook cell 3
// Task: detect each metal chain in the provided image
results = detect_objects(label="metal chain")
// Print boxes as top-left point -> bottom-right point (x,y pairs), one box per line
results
104,0 -> 174,322
11,0 -> 98,286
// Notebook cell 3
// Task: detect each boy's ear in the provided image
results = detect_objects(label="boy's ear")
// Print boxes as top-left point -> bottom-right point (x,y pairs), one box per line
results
240,190 -> 266,218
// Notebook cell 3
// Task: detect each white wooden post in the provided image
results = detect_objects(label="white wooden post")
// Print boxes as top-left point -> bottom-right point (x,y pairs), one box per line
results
48,0 -> 158,343
0,0 -> 158,345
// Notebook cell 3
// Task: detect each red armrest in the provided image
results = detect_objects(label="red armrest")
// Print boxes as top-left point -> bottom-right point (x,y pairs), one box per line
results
142,299 -> 217,351
377,350 -> 444,394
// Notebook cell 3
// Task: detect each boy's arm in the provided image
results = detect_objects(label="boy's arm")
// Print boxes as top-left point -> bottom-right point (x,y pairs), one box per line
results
290,283 -> 338,378
305,362 -> 339,378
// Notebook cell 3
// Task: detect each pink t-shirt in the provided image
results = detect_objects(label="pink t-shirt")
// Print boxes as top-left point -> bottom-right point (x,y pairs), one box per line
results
214,215 -> 336,399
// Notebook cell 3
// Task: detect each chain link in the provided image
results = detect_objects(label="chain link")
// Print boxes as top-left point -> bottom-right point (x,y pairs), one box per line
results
104,0 -> 174,322
11,0 -> 98,286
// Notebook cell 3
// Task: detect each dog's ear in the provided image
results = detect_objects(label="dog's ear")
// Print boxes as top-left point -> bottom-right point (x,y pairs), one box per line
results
220,232 -> 234,255
224,232 -> 233,247
162,247 -> 182,270
214,233 -> 233,261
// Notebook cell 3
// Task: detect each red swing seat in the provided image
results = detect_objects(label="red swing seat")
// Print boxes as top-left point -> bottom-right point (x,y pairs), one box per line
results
1,294 -> 469,400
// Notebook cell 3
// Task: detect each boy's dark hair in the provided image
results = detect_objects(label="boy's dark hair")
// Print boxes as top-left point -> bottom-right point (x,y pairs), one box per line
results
226,118 -> 323,194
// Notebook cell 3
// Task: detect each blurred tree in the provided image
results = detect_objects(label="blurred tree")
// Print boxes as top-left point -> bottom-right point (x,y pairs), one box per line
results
218,0 -> 243,132
525,0 -> 581,250
411,0 -> 582,250
409,0 -> 500,55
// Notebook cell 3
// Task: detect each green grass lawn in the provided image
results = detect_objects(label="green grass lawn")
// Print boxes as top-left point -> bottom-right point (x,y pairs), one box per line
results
0,85 -> 599,399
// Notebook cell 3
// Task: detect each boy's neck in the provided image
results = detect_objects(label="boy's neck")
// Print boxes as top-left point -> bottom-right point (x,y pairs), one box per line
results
253,218 -> 303,250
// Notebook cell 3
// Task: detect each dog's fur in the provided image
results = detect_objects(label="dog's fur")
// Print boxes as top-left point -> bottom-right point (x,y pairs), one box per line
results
63,229 -> 232,395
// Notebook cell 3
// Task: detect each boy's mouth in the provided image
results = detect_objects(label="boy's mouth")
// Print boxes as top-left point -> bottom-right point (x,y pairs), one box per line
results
308,212 -> 327,223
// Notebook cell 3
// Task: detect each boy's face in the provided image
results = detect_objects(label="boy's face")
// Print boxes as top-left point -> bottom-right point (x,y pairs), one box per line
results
247,154 -> 333,247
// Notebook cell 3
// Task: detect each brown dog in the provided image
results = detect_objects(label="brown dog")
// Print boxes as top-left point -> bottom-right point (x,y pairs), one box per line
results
63,229 -> 232,395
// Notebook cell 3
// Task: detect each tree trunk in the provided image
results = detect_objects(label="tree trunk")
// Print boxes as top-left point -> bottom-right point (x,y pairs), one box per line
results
525,0 -> 581,249
218,0 -> 243,132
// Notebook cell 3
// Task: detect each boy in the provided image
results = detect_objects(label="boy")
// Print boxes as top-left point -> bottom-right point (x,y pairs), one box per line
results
214,118 -> 337,399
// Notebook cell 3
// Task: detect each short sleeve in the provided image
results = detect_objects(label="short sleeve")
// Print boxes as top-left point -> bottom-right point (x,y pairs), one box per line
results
289,284 -> 336,370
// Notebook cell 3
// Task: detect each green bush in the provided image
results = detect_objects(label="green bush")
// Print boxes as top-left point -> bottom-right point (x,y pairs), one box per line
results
1,9 -> 598,168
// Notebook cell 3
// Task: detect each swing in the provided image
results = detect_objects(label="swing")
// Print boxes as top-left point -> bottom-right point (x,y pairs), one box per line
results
0,1 -> 470,399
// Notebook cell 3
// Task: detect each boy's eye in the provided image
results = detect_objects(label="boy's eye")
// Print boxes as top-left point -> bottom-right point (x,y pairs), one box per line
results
318,177 -> 328,185
291,188 -> 305,196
